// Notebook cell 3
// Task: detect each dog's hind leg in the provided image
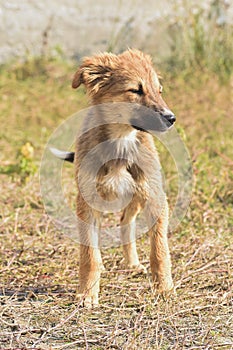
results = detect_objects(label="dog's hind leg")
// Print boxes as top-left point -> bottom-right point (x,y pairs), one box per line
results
120,200 -> 146,273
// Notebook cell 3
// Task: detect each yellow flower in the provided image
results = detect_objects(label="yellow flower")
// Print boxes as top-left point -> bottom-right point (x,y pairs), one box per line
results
20,142 -> 34,159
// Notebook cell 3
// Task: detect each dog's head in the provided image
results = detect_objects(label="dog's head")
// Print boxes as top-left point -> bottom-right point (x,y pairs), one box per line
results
72,49 -> 176,131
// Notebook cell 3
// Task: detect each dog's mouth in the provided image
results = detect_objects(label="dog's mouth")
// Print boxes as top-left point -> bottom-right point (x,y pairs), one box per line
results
131,125 -> 148,132
163,117 -> 176,129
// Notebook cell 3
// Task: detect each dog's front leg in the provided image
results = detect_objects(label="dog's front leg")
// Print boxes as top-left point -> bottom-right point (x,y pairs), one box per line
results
78,244 -> 102,307
146,198 -> 174,295
77,195 -> 102,307
120,201 -> 146,273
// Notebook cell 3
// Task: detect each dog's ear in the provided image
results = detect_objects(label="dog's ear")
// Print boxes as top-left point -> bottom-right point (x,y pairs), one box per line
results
72,68 -> 84,89
72,53 -> 118,93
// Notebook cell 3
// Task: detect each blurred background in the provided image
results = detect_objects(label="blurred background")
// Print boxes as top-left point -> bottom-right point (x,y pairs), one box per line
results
1,0 -> 232,77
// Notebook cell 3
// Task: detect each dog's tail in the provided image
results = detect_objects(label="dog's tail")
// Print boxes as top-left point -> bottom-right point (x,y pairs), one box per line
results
50,147 -> 75,163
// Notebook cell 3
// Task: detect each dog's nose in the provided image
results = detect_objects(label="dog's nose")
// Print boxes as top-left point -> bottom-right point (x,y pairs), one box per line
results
165,113 -> 176,125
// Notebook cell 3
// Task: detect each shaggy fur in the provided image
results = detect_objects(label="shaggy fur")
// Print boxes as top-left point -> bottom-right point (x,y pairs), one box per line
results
72,49 -> 175,307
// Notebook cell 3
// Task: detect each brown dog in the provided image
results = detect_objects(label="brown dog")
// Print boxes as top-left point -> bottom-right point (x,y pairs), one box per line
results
71,49 -> 175,307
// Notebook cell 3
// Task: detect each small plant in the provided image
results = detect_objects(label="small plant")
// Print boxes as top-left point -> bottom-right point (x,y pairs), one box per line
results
18,142 -> 37,182
0,142 -> 37,182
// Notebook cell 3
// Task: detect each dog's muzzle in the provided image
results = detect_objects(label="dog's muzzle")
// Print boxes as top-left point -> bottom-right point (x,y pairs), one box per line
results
130,107 -> 176,133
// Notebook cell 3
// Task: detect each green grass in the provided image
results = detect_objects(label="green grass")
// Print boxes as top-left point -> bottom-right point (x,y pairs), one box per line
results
0,58 -> 232,349
161,0 -> 233,83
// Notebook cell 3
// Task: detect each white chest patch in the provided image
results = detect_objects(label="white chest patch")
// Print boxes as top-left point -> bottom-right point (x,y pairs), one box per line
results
122,129 -> 138,142
99,130 -> 139,198
115,129 -> 139,160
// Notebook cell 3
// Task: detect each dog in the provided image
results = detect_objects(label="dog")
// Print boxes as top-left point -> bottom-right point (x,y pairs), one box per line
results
56,49 -> 175,307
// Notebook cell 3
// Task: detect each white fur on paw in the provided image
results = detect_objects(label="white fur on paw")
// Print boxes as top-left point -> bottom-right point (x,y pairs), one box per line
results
157,279 -> 174,297
76,293 -> 99,308
129,263 -> 147,274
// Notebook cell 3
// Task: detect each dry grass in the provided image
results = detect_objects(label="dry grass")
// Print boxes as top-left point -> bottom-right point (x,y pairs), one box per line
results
0,60 -> 232,349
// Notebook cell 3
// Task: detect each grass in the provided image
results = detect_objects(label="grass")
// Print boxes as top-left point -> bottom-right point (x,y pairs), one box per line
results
0,58 -> 232,349
160,0 -> 233,83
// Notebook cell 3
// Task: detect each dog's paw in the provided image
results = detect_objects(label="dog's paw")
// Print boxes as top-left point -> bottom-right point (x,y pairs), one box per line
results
157,278 -> 174,298
129,263 -> 147,274
76,293 -> 99,308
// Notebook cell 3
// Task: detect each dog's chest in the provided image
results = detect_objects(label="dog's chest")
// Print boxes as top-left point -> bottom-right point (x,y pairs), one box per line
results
114,129 -> 139,159
98,130 -> 140,197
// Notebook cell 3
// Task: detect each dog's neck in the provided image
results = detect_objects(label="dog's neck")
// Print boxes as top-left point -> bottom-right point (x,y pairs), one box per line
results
107,124 -> 137,140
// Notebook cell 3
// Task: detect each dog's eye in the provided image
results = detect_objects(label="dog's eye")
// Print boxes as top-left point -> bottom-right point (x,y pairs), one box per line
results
129,83 -> 144,96
159,85 -> 163,94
